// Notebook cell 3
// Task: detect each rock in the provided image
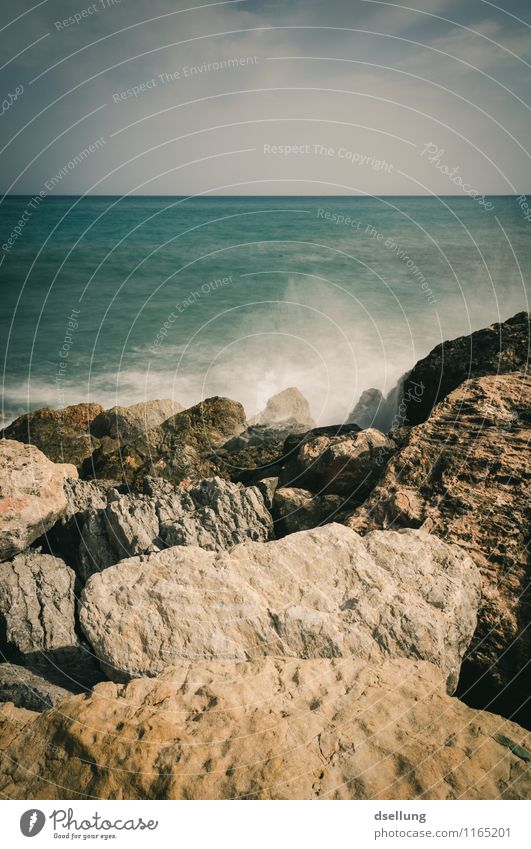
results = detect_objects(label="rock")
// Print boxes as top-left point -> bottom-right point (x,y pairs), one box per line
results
255,476 -> 278,511
49,477 -> 273,582
0,440 -> 76,561
219,422 -> 309,485
0,663 -> 72,711
90,399 -> 184,442
250,387 -> 315,427
347,372 -> 531,722
347,388 -> 385,428
84,396 -> 247,487
0,657 -> 529,800
281,425 -> 394,498
401,311 -> 529,426
1,403 -> 103,468
0,551 -> 78,657
79,524 -> 480,690
273,486 -> 346,535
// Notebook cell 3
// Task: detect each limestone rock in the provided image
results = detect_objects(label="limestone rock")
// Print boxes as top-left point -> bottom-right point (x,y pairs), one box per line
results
79,524 -> 480,690
281,425 -> 394,498
250,387 -> 315,427
401,311 -> 529,426
0,551 -> 78,656
84,396 -> 247,487
0,657 -> 529,800
1,403 -> 103,468
0,663 -> 72,711
347,372 -> 531,720
0,440 -> 75,561
90,399 -> 184,442
273,486 -> 346,535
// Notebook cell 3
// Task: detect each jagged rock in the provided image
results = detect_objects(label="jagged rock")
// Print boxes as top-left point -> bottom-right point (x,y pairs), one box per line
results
47,477 -> 273,581
347,372 -> 531,722
90,399 -> 184,442
0,663 -> 72,711
0,657 -> 529,800
280,425 -> 394,498
250,387 -> 315,427
273,486 -> 345,535
255,476 -> 278,511
1,403 -> 103,468
401,311 -> 529,426
0,551 -> 78,656
347,388 -> 385,428
0,440 -> 76,561
79,524 -> 480,690
84,396 -> 247,487
219,421 -> 309,484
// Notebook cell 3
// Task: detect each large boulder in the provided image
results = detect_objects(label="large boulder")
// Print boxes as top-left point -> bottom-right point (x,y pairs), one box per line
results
250,387 -> 315,428
79,524 -> 480,690
280,425 -> 394,499
0,440 -> 76,561
0,663 -> 72,711
1,403 -> 103,468
84,396 -> 247,487
0,551 -> 78,657
347,372 -> 531,723
401,311 -> 529,426
0,657 -> 529,800
45,477 -> 273,582
90,399 -> 184,442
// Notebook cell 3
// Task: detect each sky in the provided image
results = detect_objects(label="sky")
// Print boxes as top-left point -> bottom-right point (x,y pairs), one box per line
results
1,0 -> 531,195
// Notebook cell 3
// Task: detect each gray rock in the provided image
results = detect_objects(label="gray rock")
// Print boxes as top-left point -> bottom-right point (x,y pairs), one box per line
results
79,524 -> 481,691
0,551 -> 78,656
75,477 -> 273,581
347,388 -> 385,429
0,663 -> 72,711
90,399 -> 184,442
250,387 -> 315,427
0,440 -> 75,561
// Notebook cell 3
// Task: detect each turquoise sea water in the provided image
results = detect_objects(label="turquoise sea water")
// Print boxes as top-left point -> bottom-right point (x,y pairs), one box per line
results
1,195 -> 529,427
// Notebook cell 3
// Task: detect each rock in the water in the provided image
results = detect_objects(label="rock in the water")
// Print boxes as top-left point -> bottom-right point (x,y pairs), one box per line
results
90,399 -> 184,442
0,551 -> 78,656
250,387 -> 315,428
0,440 -> 76,561
0,657 -> 529,800
79,524 -> 480,690
281,425 -> 394,498
347,388 -> 385,428
1,403 -> 103,468
0,663 -> 72,711
85,396 -> 247,487
273,486 -> 346,535
46,477 -> 273,581
347,372 -> 531,722
401,311 -> 529,426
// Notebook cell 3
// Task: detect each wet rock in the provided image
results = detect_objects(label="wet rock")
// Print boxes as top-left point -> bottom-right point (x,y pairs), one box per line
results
1,657 -> 529,800
79,524 -> 480,690
0,440 -> 76,561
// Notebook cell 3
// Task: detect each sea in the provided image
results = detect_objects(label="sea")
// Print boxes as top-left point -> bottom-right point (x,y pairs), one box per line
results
1,195 -> 529,427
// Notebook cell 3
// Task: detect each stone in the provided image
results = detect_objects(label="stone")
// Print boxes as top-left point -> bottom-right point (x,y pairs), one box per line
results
90,399 -> 184,442
219,422 -> 309,485
347,388 -> 385,428
272,486 -> 346,535
84,396 -> 247,487
79,524 -> 480,690
401,311 -> 529,426
347,372 -> 531,723
0,551 -> 78,657
0,663 -> 72,711
0,657 -> 529,800
281,425 -> 394,498
1,403 -> 103,468
0,440 -> 76,561
49,477 -> 273,582
250,387 -> 315,427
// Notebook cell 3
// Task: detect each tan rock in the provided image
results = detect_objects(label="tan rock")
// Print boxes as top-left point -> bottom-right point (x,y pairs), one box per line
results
0,658 -> 529,800
0,440 -> 75,560
1,403 -> 103,468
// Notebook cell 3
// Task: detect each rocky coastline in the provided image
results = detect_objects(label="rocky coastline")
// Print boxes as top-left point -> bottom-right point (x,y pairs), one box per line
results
0,312 -> 529,800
